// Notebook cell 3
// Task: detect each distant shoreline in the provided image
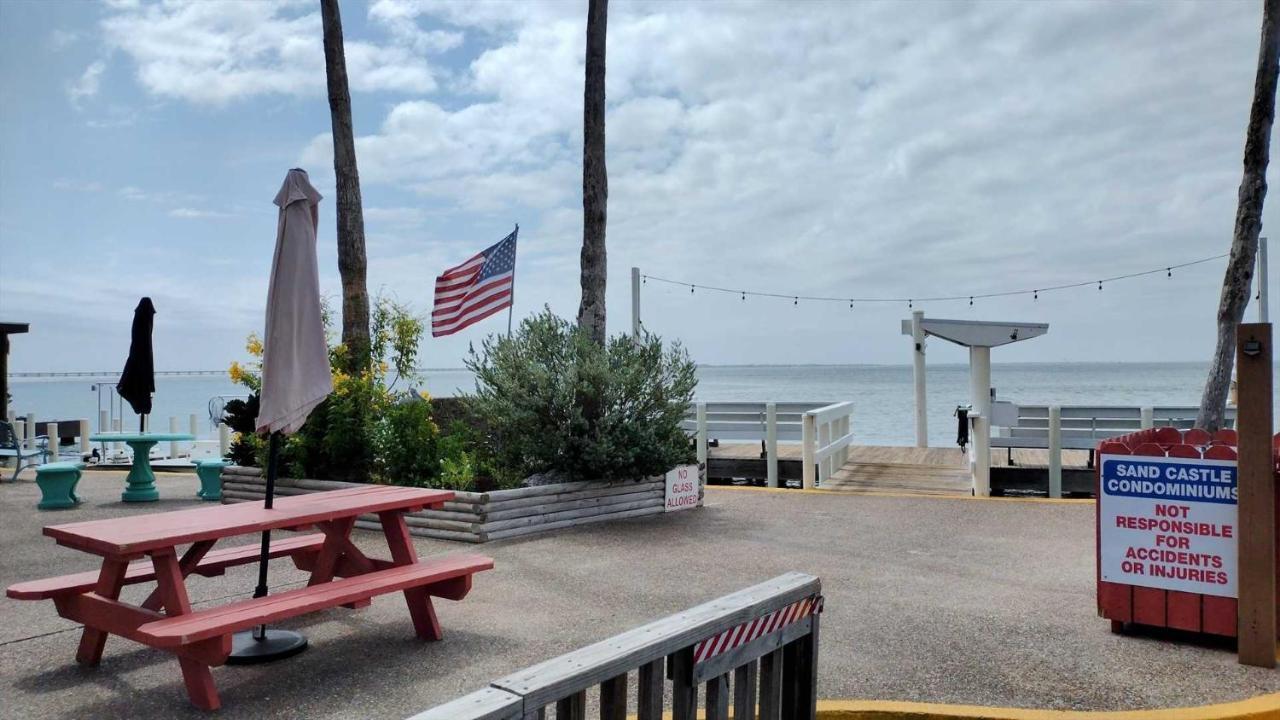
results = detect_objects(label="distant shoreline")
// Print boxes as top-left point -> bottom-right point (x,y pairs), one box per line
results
6,360 -> 1233,378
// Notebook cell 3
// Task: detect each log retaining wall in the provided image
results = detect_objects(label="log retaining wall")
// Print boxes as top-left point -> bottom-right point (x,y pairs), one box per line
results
220,465 -> 702,543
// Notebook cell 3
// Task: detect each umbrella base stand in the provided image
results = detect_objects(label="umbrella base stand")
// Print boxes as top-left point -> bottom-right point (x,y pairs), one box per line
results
226,628 -> 308,665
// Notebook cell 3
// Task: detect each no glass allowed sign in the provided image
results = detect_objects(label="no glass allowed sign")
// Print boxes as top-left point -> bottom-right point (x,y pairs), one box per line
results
665,464 -> 701,512
1099,454 -> 1238,598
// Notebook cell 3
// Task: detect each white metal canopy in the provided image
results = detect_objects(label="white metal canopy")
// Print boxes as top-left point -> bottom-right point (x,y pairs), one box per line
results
900,313 -> 1049,496
899,317 -> 1049,348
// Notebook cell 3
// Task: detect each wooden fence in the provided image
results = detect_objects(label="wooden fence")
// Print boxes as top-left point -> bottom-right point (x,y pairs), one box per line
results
683,402 -> 852,488
221,466 -> 697,543
991,404 -> 1237,498
408,572 -> 823,720
801,402 -> 854,490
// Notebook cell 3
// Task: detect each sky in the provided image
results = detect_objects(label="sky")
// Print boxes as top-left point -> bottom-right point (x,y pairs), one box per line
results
1,0 -> 1278,373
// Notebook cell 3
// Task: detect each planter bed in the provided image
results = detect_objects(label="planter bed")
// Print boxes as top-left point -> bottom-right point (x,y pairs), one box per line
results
220,465 -> 702,543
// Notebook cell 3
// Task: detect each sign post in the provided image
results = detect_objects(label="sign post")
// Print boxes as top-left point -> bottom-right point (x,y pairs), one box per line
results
1236,322 -> 1275,668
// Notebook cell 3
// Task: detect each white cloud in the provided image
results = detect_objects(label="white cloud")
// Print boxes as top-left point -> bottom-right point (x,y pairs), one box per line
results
293,1 -> 1271,364
169,207 -> 233,219
67,60 -> 106,109
48,29 -> 81,51
100,0 -> 443,105
51,178 -> 104,192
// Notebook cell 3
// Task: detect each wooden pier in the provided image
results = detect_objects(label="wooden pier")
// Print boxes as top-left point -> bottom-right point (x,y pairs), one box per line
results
708,443 -> 1094,497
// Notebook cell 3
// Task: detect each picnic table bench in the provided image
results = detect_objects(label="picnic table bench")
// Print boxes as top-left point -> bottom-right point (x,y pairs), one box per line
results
6,485 -> 494,711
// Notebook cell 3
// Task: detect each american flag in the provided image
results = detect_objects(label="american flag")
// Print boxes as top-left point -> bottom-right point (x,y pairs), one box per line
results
432,229 -> 518,337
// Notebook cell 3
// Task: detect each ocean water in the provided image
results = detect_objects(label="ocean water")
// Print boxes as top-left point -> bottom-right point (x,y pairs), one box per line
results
7,362 -> 1265,447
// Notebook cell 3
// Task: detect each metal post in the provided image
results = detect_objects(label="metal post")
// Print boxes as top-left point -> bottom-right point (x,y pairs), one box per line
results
1236,323 -> 1274,667
818,419 -> 831,485
218,423 -> 231,457
766,402 -> 779,488
169,416 -> 179,458
0,335 -> 7,422
801,413 -> 816,490
1140,406 -> 1154,429
45,422 -> 58,462
507,223 -> 519,338
972,414 -> 990,497
696,403 -> 708,467
189,413 -> 199,443
631,266 -> 641,340
970,346 -> 992,496
1258,237 -> 1269,323
1048,405 -> 1062,499
79,419 -> 90,454
911,310 -> 927,448
98,409 -> 109,456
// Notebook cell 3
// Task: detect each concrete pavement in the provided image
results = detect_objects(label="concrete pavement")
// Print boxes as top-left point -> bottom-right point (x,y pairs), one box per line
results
1,471 -> 1276,718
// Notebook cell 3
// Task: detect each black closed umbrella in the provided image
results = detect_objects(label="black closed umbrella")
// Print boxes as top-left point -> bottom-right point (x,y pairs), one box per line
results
117,297 -> 155,430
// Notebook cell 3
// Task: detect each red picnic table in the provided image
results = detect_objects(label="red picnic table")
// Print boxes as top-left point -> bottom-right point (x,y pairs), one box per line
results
6,485 -> 495,711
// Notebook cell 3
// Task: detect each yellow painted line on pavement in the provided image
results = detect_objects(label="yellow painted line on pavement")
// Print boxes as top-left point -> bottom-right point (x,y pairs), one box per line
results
632,693 -> 1280,720
813,693 -> 1280,719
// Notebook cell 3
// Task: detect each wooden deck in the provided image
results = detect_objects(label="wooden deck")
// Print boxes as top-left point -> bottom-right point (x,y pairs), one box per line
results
824,446 -> 969,496
707,443 -> 1094,497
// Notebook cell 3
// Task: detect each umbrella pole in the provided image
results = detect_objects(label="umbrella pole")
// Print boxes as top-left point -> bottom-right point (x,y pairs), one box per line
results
227,431 -> 308,664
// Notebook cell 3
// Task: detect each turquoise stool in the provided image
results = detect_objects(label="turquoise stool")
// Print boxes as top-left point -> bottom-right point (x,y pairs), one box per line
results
36,461 -> 85,510
194,458 -> 230,501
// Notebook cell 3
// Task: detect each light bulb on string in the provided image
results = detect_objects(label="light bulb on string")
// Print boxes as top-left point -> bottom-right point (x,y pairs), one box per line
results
1033,290 -> 1039,301
690,284 -> 695,294
1167,268 -> 1172,278
969,296 -> 973,307
849,300 -> 854,310
908,299 -> 913,309
741,291 -> 746,301
1098,280 -> 1103,291
793,297 -> 798,306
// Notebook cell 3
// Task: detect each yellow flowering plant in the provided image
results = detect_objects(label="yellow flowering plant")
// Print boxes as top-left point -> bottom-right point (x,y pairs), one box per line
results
227,296 -> 446,485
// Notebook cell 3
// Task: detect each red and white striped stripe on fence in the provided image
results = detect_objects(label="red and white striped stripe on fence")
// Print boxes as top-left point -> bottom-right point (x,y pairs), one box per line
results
693,594 -> 823,664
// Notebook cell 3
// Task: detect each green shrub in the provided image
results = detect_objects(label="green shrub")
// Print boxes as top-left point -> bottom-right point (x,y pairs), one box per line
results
465,309 -> 697,481
228,297 -> 436,485
373,395 -> 440,486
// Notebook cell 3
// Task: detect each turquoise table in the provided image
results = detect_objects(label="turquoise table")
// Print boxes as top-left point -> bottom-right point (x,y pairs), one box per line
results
89,432 -> 196,502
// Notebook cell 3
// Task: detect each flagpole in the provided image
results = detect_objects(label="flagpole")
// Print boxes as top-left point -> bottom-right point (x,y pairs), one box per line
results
507,223 -> 518,338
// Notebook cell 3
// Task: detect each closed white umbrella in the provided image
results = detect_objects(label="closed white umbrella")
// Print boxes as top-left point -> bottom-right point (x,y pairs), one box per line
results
229,168 -> 333,664
257,168 -> 333,434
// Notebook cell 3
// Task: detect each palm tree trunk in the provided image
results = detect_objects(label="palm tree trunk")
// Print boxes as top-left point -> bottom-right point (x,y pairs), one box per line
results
320,0 -> 370,369
578,0 -> 609,347
1197,0 -> 1280,432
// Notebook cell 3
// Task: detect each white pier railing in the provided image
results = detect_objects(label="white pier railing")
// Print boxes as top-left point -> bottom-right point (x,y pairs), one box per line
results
801,402 -> 854,490
683,401 -> 853,489
985,403 -> 1236,498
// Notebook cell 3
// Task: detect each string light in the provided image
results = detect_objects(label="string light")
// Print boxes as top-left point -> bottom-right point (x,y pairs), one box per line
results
639,252 -> 1225,307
